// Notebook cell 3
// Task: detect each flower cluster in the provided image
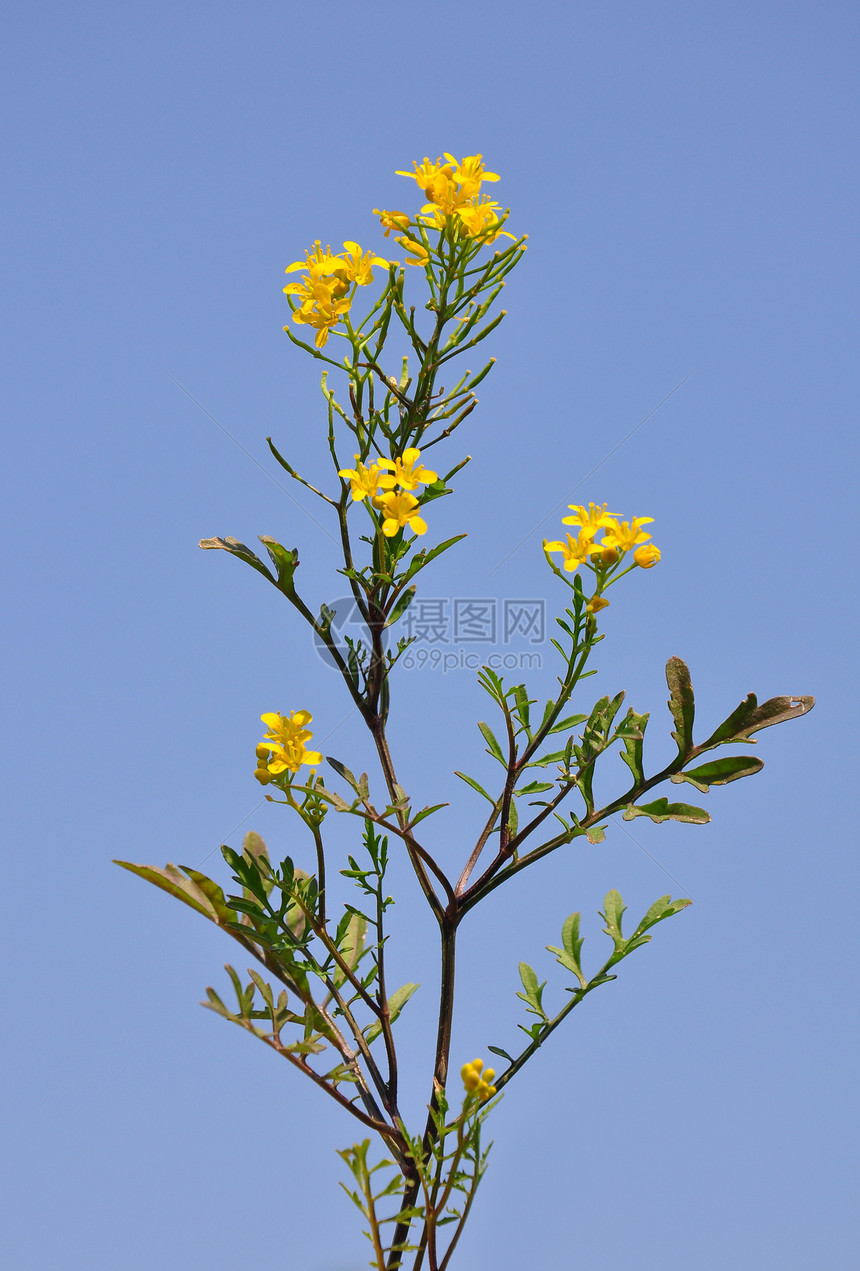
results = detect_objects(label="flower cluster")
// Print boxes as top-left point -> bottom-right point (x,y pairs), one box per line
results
461,1057 -> 497,1101
375,152 -> 514,264
283,241 -> 389,349
338,447 -> 437,537
254,710 -> 322,785
283,154 -> 517,348
544,503 -> 661,608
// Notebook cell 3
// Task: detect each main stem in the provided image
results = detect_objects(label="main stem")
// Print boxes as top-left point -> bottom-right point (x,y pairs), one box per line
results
386,915 -> 458,1271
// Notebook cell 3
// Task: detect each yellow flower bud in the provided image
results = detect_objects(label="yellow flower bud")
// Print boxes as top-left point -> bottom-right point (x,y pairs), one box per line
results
586,596 -> 610,614
600,546 -> 619,564
254,767 -> 273,785
255,743 -> 271,761
634,543 -> 661,569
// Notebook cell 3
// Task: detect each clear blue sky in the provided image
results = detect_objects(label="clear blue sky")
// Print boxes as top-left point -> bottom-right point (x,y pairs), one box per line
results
3,2 -> 858,1268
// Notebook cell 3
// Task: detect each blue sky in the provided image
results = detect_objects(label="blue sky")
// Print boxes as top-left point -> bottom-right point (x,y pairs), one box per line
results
2,2 -> 858,1268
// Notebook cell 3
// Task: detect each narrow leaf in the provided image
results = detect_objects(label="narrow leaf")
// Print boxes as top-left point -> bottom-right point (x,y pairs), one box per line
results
478,721 -> 505,763
454,771 -> 496,803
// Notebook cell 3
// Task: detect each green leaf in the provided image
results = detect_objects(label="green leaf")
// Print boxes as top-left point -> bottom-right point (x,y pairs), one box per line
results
386,585 -> 416,626
632,895 -> 692,938
201,987 -> 232,1018
671,755 -> 765,792
702,693 -> 815,748
198,536 -> 276,584
623,798 -> 710,825
453,771 -> 496,803
327,757 -> 361,793
409,802 -> 449,827
516,962 -> 547,1017
546,713 -> 588,735
514,780 -> 554,795
666,657 -> 695,758
618,709 -> 649,784
487,1044 -> 513,1063
114,860 -> 236,926
334,913 -> 367,987
258,537 -> 299,593
512,685 -> 532,737
546,911 -> 586,986
365,983 -> 420,1043
601,890 -> 627,951
518,961 -> 540,999
478,721 -> 506,763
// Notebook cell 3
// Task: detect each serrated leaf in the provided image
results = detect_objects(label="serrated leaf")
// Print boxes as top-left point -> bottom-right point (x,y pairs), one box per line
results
666,657 -> 695,758
623,798 -> 710,825
702,693 -> 814,748
365,983 -> 419,1043
671,755 -> 765,792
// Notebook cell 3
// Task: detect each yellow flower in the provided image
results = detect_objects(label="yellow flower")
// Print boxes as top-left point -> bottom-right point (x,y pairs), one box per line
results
544,529 -> 598,573
284,275 -> 352,348
255,710 -> 322,780
377,447 -> 437,492
562,503 -> 618,539
447,153 -> 500,198
601,516 -> 654,553
634,543 -> 661,569
341,241 -> 389,286
396,157 -> 458,206
454,196 -> 514,243
396,234 -> 430,266
397,155 -> 500,212
338,456 -> 383,502
284,241 -> 349,292
379,490 -> 428,537
373,208 -> 411,237
461,1057 -> 497,1100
